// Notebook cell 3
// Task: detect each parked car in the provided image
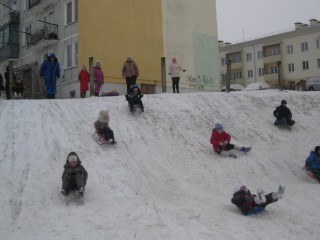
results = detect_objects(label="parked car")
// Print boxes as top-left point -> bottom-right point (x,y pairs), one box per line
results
243,82 -> 271,91
305,77 -> 320,91
221,84 -> 244,92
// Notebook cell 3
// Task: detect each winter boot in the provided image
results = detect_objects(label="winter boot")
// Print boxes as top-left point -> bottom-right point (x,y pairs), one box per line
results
272,185 -> 285,200
228,153 -> 237,158
240,147 -> 252,153
78,187 -> 85,195
61,189 -> 68,196
140,105 -> 144,112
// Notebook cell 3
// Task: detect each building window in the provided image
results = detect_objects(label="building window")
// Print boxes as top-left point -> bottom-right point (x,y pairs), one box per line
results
246,53 -> 252,62
317,39 -> 320,49
248,70 -> 253,78
74,42 -> 78,66
232,55 -> 241,63
66,2 -> 73,25
270,47 -> 279,56
317,59 -> 320,68
301,42 -> 308,52
75,0 -> 78,21
270,66 -> 278,74
221,58 -> 226,66
287,45 -> 293,54
258,68 -> 264,76
288,63 -> 294,72
66,44 -> 73,68
233,72 -> 242,79
24,25 -> 32,45
23,0 -> 29,11
302,61 -> 309,70
257,51 -> 263,59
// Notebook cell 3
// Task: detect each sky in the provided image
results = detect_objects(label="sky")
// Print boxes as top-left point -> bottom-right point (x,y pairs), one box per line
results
216,0 -> 320,43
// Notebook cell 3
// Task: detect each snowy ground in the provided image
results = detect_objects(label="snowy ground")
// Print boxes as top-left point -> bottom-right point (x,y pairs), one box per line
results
0,90 -> 320,240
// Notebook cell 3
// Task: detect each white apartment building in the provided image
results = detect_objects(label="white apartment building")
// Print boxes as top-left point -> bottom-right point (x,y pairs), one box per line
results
0,0 -> 78,98
219,19 -> 320,90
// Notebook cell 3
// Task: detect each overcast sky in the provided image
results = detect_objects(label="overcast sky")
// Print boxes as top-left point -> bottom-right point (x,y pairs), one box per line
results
216,0 -> 320,43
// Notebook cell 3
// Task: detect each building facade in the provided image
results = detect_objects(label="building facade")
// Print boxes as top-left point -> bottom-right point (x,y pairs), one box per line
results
0,0 -> 78,98
219,20 -> 320,90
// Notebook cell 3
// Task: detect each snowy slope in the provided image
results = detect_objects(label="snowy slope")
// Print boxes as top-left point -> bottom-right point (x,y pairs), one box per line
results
0,90 -> 320,240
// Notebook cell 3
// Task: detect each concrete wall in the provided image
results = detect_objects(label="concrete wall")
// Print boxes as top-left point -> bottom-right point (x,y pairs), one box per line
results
163,0 -> 219,91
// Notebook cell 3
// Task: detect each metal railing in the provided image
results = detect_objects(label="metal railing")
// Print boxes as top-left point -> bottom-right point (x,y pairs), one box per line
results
27,23 -> 58,47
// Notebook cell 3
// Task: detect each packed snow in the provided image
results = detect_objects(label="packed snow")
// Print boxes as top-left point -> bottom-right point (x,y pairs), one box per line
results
0,90 -> 319,240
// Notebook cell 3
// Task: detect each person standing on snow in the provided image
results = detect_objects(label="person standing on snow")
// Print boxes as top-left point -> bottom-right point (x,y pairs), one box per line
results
169,57 -> 186,93
122,56 -> 139,94
40,53 -> 60,99
210,123 -> 251,158
93,60 -> 104,96
304,146 -> 320,182
78,64 -> 90,98
273,100 -> 295,127
61,152 -> 88,196
231,184 -> 285,215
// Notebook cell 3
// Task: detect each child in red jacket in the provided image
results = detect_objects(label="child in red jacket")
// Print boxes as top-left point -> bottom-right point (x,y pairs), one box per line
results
78,65 -> 90,98
210,123 -> 251,158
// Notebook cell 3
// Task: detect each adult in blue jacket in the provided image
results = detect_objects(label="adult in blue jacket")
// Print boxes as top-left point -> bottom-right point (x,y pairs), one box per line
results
305,146 -> 320,182
40,53 -> 60,99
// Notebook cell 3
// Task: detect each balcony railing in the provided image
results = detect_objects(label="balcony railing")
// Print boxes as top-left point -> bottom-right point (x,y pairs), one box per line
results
29,0 -> 41,9
0,44 -> 19,62
27,24 -> 58,47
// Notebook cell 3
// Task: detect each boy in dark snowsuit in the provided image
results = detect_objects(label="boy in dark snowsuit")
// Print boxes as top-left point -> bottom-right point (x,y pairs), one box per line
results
231,185 -> 285,216
61,152 -> 88,196
12,79 -> 25,97
125,84 -> 144,113
273,100 -> 295,126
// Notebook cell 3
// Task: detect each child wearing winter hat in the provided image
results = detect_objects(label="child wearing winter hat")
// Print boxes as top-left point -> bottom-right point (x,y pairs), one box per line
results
304,146 -> 320,182
78,64 -> 90,98
61,152 -> 88,196
94,110 -> 116,144
231,184 -> 285,215
210,123 -> 251,158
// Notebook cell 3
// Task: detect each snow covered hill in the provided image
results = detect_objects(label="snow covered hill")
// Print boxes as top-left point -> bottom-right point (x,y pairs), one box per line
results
0,90 -> 320,240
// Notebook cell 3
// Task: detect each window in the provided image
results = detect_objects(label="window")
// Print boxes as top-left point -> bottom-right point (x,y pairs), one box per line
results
302,61 -> 309,70
74,42 -> 78,66
232,55 -> 241,63
270,47 -> 279,56
25,25 -> 32,45
23,0 -> 29,11
301,42 -> 308,52
66,44 -> 73,68
233,72 -> 242,79
317,39 -> 320,49
257,51 -> 263,59
248,70 -> 253,78
66,2 -> 73,25
258,68 -> 264,76
271,66 -> 278,74
75,0 -> 78,21
287,45 -> 293,54
246,53 -> 252,62
221,58 -> 226,66
288,63 -> 294,72
317,59 -> 320,68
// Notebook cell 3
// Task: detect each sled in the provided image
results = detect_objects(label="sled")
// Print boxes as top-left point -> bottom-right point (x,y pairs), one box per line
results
275,123 -> 292,131
303,165 -> 320,183
129,104 -> 144,114
91,132 -> 116,145
64,190 -> 84,206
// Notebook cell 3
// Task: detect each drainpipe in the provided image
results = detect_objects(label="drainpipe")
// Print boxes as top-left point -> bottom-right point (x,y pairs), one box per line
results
277,61 -> 282,90
161,57 -> 166,92
226,59 -> 232,92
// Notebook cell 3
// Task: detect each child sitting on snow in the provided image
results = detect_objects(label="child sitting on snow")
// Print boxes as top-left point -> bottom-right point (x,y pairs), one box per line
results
231,184 -> 285,215
61,152 -> 88,196
304,146 -> 320,182
94,110 -> 116,144
125,84 -> 144,113
210,123 -> 251,158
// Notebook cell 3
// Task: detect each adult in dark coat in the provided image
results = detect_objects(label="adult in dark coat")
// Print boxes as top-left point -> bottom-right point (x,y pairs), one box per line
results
273,100 -> 295,126
61,152 -> 88,196
40,53 -> 60,99
231,185 -> 285,216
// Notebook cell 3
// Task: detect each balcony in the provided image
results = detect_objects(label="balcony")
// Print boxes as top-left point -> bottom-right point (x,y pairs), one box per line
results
263,54 -> 281,64
27,24 -> 58,48
231,61 -> 242,70
264,73 -> 278,82
0,44 -> 19,62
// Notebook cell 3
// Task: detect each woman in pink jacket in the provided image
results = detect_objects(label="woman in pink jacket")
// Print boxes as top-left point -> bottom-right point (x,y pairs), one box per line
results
93,60 -> 104,96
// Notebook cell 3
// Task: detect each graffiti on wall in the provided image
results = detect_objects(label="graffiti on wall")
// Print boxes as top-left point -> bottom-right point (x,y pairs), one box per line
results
186,74 -> 217,89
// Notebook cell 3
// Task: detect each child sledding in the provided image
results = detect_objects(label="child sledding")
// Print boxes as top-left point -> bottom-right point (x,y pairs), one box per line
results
92,110 -> 116,145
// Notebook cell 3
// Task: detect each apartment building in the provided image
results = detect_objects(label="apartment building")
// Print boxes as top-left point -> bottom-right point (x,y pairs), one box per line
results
219,19 -> 320,90
0,0 -> 78,98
